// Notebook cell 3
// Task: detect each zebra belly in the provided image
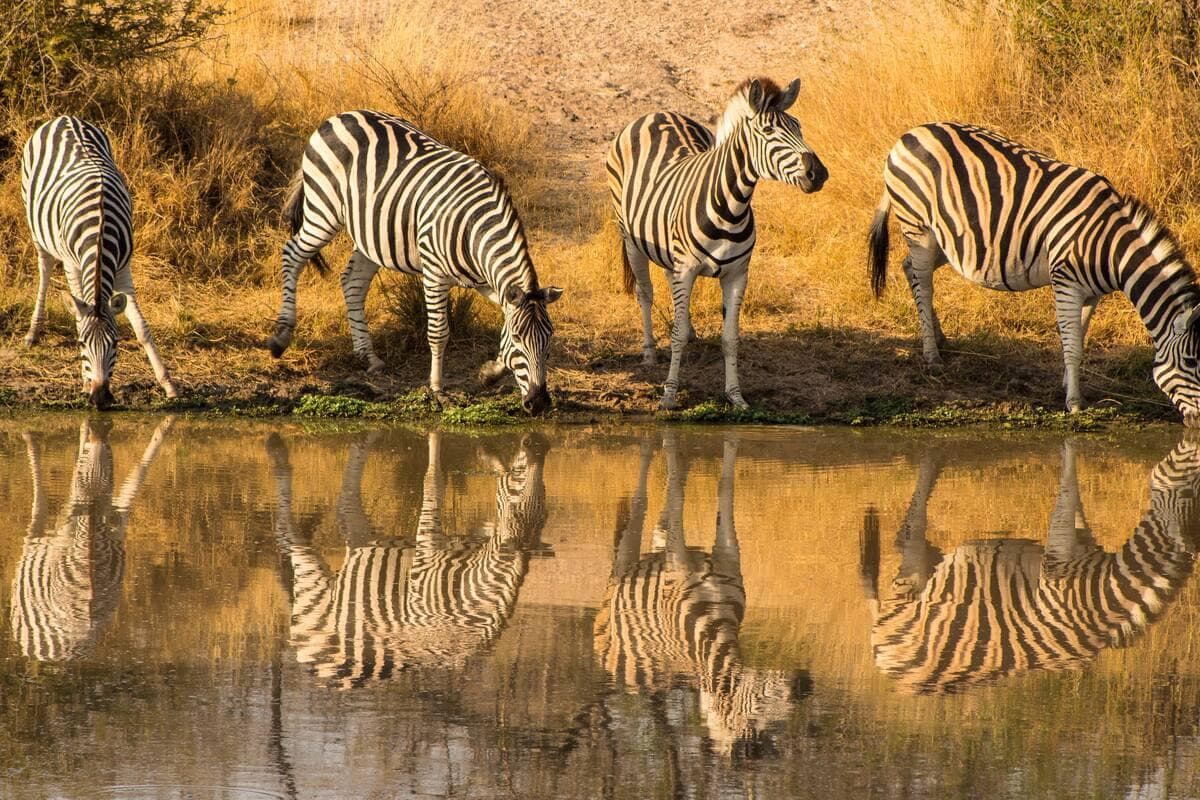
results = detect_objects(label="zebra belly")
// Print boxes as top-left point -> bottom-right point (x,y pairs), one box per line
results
949,251 -> 1053,292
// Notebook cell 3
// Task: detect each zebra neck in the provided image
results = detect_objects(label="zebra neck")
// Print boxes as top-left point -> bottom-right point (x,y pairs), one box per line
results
1115,244 -> 1200,345
705,124 -> 760,219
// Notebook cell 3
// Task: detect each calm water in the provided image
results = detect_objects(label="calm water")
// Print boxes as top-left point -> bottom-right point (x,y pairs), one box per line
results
1,417 -> 1199,799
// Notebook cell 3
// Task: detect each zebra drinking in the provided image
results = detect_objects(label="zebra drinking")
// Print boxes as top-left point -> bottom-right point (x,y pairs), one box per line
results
268,110 -> 563,415
868,122 -> 1200,423
266,430 -> 550,687
21,116 -> 177,409
12,417 -> 174,661
608,78 -> 827,409
594,431 -> 809,756
859,439 -> 1200,694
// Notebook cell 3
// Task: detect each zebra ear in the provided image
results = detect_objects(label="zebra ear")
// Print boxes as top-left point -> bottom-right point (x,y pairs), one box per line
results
747,79 -> 766,113
772,78 -> 801,112
503,284 -> 525,306
1174,305 -> 1200,336
108,292 -> 127,315
536,286 -> 564,305
60,290 -> 89,321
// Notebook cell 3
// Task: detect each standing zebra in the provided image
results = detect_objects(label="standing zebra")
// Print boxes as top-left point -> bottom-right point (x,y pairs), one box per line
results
859,439 -> 1200,694
22,116 -> 177,409
267,430 -> 549,687
868,122 -> 1200,422
12,417 -> 174,661
269,110 -> 563,415
594,432 -> 808,755
608,78 -> 827,409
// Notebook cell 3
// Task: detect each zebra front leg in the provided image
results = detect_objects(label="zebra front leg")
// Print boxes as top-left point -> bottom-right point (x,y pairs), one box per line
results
25,249 -> 57,346
1045,440 -> 1094,572
711,435 -> 741,580
113,268 -> 177,398
1053,278 -> 1088,412
423,279 -> 452,397
901,255 -> 943,367
417,431 -> 445,546
623,242 -> 658,365
660,270 -> 697,410
719,269 -> 749,408
340,251 -> 384,373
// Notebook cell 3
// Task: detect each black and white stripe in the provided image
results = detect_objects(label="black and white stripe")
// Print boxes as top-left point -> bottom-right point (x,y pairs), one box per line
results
268,431 -> 549,687
859,440 -> 1200,694
268,110 -> 563,414
868,122 -> 1200,423
593,433 -> 807,755
12,418 -> 173,661
607,78 -> 827,409
21,116 -> 176,408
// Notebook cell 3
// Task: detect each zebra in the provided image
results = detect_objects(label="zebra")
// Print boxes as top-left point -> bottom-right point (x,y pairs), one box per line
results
11,416 -> 174,661
859,439 -> 1200,694
21,116 -> 177,409
607,77 -> 827,409
867,122 -> 1200,423
268,110 -> 563,415
266,430 -> 549,687
593,431 -> 809,756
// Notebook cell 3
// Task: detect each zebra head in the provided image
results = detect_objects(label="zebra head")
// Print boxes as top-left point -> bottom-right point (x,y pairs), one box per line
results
65,291 -> 126,410
1154,305 -> 1200,427
489,284 -> 563,415
733,78 -> 827,193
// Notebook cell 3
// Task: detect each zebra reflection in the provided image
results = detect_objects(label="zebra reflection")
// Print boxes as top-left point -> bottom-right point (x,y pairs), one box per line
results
594,432 -> 808,757
861,440 -> 1200,694
12,417 -> 174,661
267,431 -> 549,687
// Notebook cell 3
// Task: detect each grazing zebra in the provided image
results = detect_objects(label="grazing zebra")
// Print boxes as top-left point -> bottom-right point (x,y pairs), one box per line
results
859,439 -> 1200,694
21,116 -> 177,409
607,77 -> 827,409
267,430 -> 549,687
868,122 -> 1200,422
268,110 -> 563,414
12,417 -> 174,661
594,432 -> 809,756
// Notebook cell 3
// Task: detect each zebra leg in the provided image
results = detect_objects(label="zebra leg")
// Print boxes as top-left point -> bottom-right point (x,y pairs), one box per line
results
623,241 -> 658,365
661,270 -> 698,410
1052,278 -> 1088,412
270,233 -> 332,358
893,451 -> 943,599
1045,440 -> 1095,573
25,249 -> 58,346
417,431 -> 444,546
1080,296 -> 1100,343
719,269 -> 749,408
113,415 -> 175,515
113,267 -> 178,398
660,430 -> 692,573
711,435 -> 741,580
21,432 -> 48,538
337,433 -> 379,547
901,254 -> 943,366
423,279 -> 452,396
339,251 -> 384,373
613,439 -> 655,577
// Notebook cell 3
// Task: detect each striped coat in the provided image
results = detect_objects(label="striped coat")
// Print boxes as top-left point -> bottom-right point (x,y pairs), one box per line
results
860,441 -> 1200,694
268,432 -> 548,687
268,110 -> 562,414
868,122 -> 1200,422
21,116 -> 176,408
607,78 -> 827,409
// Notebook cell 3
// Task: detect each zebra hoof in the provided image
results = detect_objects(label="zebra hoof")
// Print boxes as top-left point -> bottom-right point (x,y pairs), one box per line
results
268,339 -> 287,358
366,358 -> 385,375
642,349 -> 658,366
162,380 -> 179,399
725,393 -> 749,410
659,394 -> 680,411
23,332 -> 39,347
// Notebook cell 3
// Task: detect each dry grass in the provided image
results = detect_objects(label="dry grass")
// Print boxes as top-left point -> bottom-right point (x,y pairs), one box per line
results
2,0 -> 1199,417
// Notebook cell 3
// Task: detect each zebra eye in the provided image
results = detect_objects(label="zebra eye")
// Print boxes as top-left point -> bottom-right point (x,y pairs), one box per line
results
761,124 -> 775,134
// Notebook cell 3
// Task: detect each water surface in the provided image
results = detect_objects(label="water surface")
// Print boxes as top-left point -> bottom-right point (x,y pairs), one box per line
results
1,417 -> 1198,799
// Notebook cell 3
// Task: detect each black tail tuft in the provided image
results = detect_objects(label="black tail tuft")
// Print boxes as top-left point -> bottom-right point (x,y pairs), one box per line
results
281,170 -> 329,277
868,196 -> 891,299
620,240 -> 635,295
860,506 -> 881,601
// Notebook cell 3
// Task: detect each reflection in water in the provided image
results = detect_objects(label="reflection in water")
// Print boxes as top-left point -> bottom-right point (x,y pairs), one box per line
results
594,431 -> 810,757
11,417 -> 174,662
861,439 -> 1200,694
267,431 -> 549,687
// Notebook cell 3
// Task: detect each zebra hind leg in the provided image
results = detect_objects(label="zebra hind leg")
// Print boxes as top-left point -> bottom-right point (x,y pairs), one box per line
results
901,243 -> 945,367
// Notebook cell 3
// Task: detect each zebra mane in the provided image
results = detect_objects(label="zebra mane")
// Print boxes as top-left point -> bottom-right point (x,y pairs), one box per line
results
1124,196 -> 1194,276
715,77 -> 782,145
94,189 -> 105,315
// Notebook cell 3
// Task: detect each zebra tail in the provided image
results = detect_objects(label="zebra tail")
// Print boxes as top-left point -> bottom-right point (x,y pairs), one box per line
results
281,170 -> 329,277
620,240 -> 636,295
868,194 -> 891,299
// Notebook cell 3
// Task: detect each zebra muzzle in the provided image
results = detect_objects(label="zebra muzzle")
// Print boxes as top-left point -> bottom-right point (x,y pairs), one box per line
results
522,385 -> 550,415
89,382 -> 114,410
